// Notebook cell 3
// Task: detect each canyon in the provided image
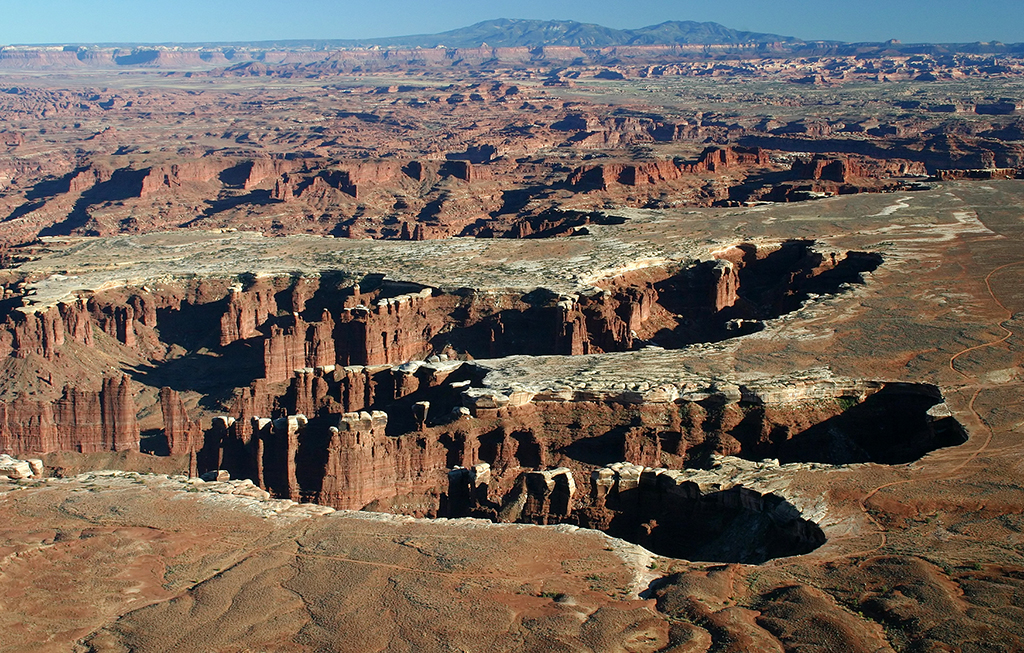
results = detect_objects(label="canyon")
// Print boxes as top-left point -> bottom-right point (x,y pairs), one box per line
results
0,28 -> 1023,652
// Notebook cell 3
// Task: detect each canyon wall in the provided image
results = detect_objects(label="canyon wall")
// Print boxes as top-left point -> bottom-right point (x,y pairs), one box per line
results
0,374 -> 138,454
0,241 -> 881,466
203,366 -> 962,557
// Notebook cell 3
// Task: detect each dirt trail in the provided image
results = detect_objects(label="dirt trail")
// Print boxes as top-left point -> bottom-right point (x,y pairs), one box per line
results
836,259 -> 1024,561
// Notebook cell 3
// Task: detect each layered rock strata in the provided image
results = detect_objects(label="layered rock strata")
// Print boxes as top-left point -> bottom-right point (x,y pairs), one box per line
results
0,239 -> 881,458
579,460 -> 826,562
0,375 -> 139,454
197,371 -> 963,561
159,387 -> 200,456
206,369 -> 961,521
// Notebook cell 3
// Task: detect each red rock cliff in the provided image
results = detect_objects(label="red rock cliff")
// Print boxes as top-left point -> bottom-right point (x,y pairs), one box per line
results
0,375 -> 139,455
160,387 -> 200,455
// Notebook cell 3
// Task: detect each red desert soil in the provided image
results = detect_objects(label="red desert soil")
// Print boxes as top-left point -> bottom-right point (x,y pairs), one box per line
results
0,473 -> 666,653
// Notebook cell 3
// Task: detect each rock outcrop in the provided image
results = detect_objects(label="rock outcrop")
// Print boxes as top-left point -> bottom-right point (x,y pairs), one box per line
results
578,460 -> 826,562
566,146 -> 770,191
0,300 -> 95,359
99,375 -> 140,452
139,161 -> 222,198
334,288 -> 439,366
317,410 -> 452,512
497,467 -> 576,525
0,375 -> 139,455
220,283 -> 278,345
0,453 -> 43,479
159,387 -> 200,455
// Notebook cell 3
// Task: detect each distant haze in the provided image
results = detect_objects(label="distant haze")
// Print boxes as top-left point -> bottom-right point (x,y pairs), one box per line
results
2,0 -> 1023,45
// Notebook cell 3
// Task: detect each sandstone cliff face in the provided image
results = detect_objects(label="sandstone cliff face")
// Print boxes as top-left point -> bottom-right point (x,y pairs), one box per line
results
100,375 -> 139,452
709,260 -> 740,311
0,374 -> 139,455
139,161 -> 222,198
243,159 -> 293,190
0,301 -> 96,359
263,316 -> 320,383
689,145 -> 771,173
566,146 -> 769,190
239,242 -> 876,394
291,366 -> 337,417
498,467 -> 576,525
159,387 -> 200,455
791,154 -> 927,183
228,378 -> 273,446
5,307 -> 66,359
0,242 -> 880,462
334,289 -> 441,366
0,397 -> 57,455
203,365 -> 960,553
220,283 -> 278,346
205,406 -> 450,511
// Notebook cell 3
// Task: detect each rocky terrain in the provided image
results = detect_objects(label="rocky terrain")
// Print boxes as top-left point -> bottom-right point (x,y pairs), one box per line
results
0,44 -> 1021,246
0,29 -> 1023,651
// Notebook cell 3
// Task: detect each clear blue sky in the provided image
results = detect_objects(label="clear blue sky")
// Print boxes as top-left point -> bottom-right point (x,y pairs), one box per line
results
2,0 -> 1022,45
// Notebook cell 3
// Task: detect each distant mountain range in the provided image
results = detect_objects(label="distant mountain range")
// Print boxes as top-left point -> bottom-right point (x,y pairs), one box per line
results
348,19 -> 801,48
179,19 -> 802,50
10,18 -> 1023,58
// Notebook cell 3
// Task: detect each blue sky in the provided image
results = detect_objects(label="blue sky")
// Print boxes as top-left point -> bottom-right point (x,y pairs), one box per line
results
2,0 -> 1022,45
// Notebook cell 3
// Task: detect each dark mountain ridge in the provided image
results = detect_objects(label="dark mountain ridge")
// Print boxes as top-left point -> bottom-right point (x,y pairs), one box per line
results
348,19 -> 803,49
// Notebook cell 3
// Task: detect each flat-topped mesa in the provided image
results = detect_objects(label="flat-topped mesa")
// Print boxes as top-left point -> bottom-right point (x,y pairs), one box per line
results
719,154 -> 931,204
934,167 -> 1022,181
243,159 -> 292,191
8,156 -> 424,228
269,160 -> 405,203
139,161 -> 223,198
791,154 -> 927,183
688,145 -> 772,173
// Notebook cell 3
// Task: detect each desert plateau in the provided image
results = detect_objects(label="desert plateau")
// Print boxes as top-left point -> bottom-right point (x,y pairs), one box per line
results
1,14 -> 1024,652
